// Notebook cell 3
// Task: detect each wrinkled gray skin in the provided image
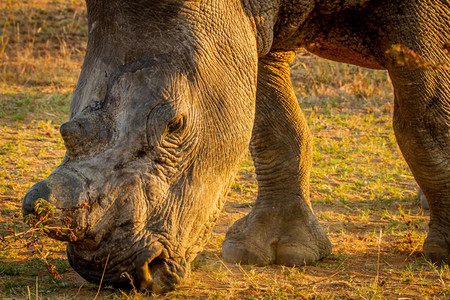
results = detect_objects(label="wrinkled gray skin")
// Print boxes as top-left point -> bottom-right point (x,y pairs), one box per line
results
23,0 -> 449,293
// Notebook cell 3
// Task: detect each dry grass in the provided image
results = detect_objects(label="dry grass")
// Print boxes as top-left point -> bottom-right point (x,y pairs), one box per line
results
1,1 -> 449,299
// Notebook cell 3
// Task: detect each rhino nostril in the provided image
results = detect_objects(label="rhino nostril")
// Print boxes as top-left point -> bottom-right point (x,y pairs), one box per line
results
22,180 -> 51,216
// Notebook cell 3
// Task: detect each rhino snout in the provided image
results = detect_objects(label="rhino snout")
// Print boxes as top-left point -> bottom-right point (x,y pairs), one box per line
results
21,167 -> 91,241
68,242 -> 179,293
22,180 -> 51,217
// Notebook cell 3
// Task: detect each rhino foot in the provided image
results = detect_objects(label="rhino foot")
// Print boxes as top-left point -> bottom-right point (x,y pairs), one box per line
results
222,205 -> 331,266
424,227 -> 449,264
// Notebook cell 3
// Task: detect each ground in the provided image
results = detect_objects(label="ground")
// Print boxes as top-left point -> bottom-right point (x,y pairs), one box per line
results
0,0 -> 449,299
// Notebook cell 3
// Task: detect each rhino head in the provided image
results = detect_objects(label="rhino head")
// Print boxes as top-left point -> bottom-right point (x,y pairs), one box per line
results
22,1 -> 260,293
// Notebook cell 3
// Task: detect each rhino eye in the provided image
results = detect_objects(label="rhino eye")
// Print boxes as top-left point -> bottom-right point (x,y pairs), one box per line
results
167,115 -> 185,134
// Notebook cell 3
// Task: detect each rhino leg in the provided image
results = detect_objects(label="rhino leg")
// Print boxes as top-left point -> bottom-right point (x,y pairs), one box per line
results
390,65 -> 450,263
222,51 -> 331,266
379,3 -> 450,263
389,62 -> 450,264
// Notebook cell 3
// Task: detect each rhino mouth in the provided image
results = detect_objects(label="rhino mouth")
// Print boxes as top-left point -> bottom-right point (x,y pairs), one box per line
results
67,241 -> 181,293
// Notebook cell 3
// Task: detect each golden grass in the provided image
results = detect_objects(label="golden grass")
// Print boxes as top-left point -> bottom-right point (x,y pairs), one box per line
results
0,0 -> 86,93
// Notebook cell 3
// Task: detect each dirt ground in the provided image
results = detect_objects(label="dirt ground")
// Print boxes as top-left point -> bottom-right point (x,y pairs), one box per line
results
0,1 -> 449,299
